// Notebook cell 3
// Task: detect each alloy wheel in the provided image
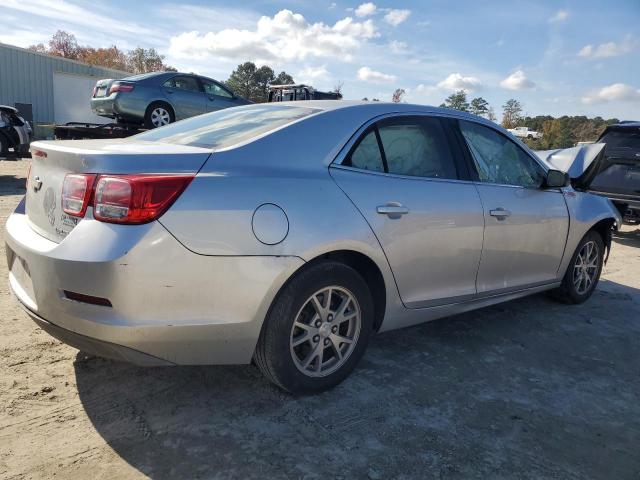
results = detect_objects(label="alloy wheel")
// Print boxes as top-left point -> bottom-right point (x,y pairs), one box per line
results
573,240 -> 599,295
290,286 -> 361,377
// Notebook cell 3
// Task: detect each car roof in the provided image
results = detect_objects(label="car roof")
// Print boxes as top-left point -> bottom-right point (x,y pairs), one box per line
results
271,100 -> 487,121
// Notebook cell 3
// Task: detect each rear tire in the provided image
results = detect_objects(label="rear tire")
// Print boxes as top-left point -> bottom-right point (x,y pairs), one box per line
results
550,230 -> 604,304
144,102 -> 174,129
255,261 -> 374,394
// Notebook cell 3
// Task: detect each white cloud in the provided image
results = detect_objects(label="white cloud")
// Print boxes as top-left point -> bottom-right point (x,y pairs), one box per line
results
169,9 -> 378,62
578,38 -> 635,58
582,83 -> 640,104
297,65 -> 330,83
355,2 -> 377,17
357,66 -> 396,83
500,70 -> 536,90
548,10 -> 569,23
388,40 -> 408,53
384,9 -> 411,26
437,73 -> 482,92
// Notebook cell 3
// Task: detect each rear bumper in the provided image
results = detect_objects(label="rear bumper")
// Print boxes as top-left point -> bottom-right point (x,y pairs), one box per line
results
25,308 -> 173,366
5,205 -> 304,365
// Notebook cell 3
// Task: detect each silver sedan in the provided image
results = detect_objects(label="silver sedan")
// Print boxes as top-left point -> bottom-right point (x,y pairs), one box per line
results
5,102 -> 621,393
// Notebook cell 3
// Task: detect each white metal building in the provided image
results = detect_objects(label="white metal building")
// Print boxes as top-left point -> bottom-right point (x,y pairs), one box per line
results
0,43 -> 129,128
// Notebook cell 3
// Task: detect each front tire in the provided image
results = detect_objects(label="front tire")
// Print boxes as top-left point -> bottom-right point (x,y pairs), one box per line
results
255,261 -> 374,394
551,230 -> 604,304
144,102 -> 174,129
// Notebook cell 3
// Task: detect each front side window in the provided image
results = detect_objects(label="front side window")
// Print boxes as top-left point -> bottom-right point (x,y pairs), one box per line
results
459,120 -> 545,188
163,76 -> 201,92
201,79 -> 233,98
378,118 -> 457,179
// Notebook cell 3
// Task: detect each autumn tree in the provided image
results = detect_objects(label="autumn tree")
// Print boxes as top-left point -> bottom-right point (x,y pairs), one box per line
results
392,88 -> 406,103
28,30 -> 175,72
441,90 -> 469,111
502,99 -> 523,129
48,30 -> 79,58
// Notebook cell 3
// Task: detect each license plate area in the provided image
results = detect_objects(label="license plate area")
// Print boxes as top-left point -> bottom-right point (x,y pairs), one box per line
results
96,86 -> 108,98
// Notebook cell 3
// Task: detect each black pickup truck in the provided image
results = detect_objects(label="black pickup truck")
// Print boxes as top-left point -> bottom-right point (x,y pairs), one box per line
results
590,122 -> 640,223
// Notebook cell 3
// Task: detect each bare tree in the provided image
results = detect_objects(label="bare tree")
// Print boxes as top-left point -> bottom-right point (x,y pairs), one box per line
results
392,88 -> 406,103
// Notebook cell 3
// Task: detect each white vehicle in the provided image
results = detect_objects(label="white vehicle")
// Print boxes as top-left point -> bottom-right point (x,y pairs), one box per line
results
508,126 -> 543,139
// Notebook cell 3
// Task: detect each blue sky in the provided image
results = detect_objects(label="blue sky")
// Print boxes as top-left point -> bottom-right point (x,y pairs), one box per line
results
1,0 -> 639,119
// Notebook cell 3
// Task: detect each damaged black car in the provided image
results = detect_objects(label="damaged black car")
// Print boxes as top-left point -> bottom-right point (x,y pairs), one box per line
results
0,105 -> 32,159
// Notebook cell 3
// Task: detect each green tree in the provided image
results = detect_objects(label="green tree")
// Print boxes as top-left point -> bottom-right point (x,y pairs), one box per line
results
441,90 -> 469,111
226,62 -> 294,102
273,71 -> 295,85
469,97 -> 490,117
502,99 -> 523,129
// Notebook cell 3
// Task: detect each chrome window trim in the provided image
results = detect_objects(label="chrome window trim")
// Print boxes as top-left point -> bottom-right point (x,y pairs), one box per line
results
329,164 -> 477,187
331,110 -> 552,187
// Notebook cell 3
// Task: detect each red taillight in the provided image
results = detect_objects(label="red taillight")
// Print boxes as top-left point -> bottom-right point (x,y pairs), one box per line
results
92,86 -> 97,97
93,174 -> 194,224
108,83 -> 134,95
62,174 -> 97,217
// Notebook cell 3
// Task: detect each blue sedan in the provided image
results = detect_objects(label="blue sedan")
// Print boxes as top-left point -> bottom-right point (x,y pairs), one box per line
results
90,71 -> 251,128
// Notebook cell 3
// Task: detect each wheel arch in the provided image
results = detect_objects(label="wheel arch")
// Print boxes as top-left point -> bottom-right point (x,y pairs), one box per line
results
590,216 -> 617,264
265,249 -> 388,334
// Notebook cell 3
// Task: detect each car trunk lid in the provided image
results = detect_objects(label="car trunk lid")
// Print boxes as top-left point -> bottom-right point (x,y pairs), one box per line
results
26,139 -> 212,243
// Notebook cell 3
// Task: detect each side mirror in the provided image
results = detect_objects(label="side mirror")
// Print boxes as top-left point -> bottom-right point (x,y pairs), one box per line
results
544,169 -> 569,188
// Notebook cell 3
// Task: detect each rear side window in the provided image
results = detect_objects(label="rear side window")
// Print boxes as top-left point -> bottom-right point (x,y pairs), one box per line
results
343,116 -> 459,180
347,130 -> 385,172
459,120 -> 545,188
134,105 -> 320,149
163,76 -> 201,92
378,118 -> 457,179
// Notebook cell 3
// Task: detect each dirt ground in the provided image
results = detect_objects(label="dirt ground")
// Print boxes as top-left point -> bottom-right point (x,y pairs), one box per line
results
0,159 -> 638,480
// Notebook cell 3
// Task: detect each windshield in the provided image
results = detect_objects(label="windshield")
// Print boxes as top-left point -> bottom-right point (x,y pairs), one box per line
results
134,105 -> 320,149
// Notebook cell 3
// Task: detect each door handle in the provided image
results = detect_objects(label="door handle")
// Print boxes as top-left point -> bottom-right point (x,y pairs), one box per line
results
489,208 -> 511,219
377,203 -> 409,217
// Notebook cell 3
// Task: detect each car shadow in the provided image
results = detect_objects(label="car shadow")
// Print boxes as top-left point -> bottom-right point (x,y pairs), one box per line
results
613,226 -> 640,248
74,280 -> 640,479
0,174 -> 26,196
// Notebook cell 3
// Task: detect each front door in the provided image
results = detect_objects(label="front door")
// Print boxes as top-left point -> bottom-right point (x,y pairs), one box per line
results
200,78 -> 238,112
331,116 -> 485,308
458,120 -> 569,293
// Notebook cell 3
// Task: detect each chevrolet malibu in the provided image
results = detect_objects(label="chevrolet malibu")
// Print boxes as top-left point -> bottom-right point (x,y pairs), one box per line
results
5,102 -> 620,393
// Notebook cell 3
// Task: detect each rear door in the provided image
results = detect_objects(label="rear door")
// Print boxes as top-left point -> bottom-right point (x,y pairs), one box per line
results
200,78 -> 238,112
331,115 -> 484,308
161,75 -> 206,119
457,120 -> 569,293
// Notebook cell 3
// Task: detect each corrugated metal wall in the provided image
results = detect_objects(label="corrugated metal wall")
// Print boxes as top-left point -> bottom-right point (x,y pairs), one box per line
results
0,43 -> 129,124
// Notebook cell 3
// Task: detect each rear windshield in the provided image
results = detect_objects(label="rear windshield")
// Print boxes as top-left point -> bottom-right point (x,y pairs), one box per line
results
600,130 -> 640,156
134,105 -> 319,149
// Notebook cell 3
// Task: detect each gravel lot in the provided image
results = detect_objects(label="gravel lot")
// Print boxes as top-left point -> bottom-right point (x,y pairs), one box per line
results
0,159 -> 638,480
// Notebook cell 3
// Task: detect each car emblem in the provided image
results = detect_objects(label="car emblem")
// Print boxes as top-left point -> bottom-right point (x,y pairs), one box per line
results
33,176 -> 43,192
